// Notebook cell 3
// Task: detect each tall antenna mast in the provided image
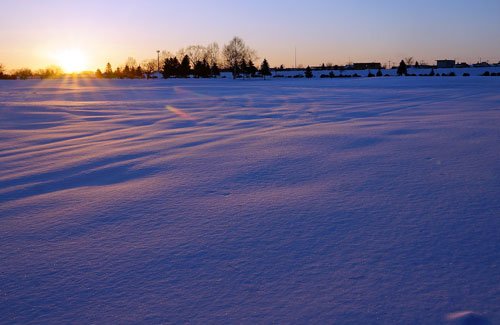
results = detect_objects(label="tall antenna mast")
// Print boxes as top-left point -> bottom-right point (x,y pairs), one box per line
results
157,50 -> 160,73
294,47 -> 297,70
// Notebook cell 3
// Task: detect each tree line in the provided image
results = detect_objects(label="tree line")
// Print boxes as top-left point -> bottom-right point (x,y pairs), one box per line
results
95,37 -> 272,80
0,64 -> 66,80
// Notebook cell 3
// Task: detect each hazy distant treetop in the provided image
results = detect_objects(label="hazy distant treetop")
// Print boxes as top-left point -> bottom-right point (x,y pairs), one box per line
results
124,57 -> 138,69
0,63 -> 4,74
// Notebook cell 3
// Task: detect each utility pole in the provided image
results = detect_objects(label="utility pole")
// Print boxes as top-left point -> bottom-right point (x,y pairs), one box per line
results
157,50 -> 160,73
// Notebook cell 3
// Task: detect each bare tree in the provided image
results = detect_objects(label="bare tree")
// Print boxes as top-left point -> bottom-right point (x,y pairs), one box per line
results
141,59 -> 157,78
14,68 -> 33,80
223,36 -> 257,78
159,50 -> 174,65
178,45 -> 207,64
404,57 -> 415,66
205,42 -> 220,66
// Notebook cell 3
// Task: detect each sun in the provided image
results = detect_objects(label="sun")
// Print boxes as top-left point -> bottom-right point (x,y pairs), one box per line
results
56,49 -> 88,73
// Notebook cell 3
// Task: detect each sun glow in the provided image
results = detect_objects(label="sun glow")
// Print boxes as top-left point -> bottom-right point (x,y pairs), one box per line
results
55,49 -> 88,73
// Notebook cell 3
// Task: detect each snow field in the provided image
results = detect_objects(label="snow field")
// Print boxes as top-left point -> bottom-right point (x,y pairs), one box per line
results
1,77 -> 499,324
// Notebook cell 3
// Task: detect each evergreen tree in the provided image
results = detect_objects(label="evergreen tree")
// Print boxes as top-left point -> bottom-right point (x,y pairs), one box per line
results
376,68 -> 383,77
95,69 -> 103,78
193,61 -> 201,78
123,65 -> 131,78
202,59 -> 211,77
211,62 -> 220,77
240,59 -> 248,77
305,66 -> 313,78
135,65 -> 143,78
260,59 -> 272,78
429,68 -> 435,76
104,63 -> 113,78
179,55 -> 191,78
193,60 -> 210,78
162,57 -> 180,78
260,59 -> 272,77
115,67 -> 122,79
397,60 -> 408,76
248,60 -> 258,77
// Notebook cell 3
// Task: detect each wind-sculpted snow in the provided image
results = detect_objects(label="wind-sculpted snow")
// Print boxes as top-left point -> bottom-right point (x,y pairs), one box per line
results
1,78 -> 499,324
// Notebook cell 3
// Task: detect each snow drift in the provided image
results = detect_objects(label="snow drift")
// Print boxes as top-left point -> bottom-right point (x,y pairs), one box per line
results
1,77 -> 499,323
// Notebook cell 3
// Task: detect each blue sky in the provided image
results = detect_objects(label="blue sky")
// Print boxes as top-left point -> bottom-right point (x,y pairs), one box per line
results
1,0 -> 499,70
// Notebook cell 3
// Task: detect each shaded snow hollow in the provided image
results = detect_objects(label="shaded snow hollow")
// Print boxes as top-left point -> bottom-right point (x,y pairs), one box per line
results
1,77 -> 499,324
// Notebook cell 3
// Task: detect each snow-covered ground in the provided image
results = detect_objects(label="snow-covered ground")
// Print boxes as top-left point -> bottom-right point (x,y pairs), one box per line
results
1,77 -> 499,324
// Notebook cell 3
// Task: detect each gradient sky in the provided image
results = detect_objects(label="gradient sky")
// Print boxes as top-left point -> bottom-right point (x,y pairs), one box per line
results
1,0 -> 499,71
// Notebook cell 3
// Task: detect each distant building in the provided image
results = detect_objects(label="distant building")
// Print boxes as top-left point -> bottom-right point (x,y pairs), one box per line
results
436,60 -> 456,69
417,64 -> 434,69
455,62 -> 470,68
472,62 -> 490,68
352,63 -> 382,70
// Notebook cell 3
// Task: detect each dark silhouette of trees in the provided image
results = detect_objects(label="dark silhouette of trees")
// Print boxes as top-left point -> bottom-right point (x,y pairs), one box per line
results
123,65 -> 131,78
240,59 -> 248,77
178,55 -> 191,78
305,66 -> 313,78
260,59 -> 271,78
397,60 -> 408,76
95,69 -> 103,78
135,65 -> 143,78
211,62 -> 220,77
404,57 -> 414,67
248,60 -> 258,77
429,68 -> 435,76
376,68 -> 383,77
162,57 -> 180,78
193,59 -> 211,78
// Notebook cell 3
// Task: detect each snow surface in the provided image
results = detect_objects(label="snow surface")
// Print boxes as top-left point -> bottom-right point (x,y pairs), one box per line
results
1,77 -> 499,324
